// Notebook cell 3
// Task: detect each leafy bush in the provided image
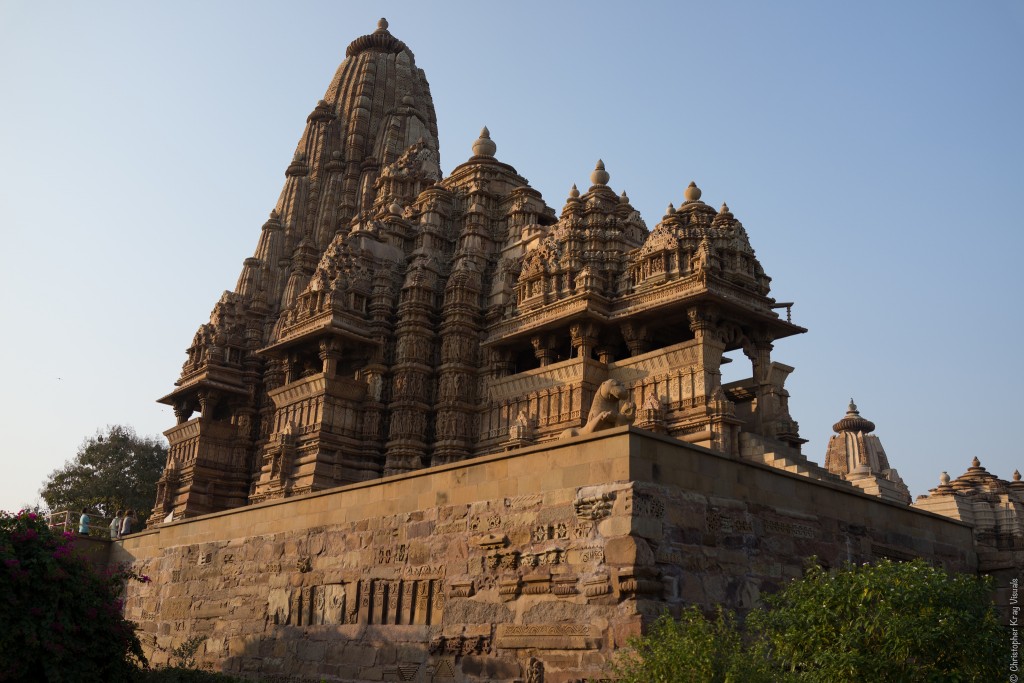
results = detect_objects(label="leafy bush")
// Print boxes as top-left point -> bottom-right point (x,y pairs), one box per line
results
612,559 -> 1001,683
612,606 -> 771,683
749,558 -> 1002,682
0,509 -> 147,682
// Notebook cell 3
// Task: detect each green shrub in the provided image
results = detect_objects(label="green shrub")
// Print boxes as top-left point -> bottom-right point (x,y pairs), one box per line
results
611,606 -> 770,683
749,558 -> 1002,682
611,559 -> 1001,683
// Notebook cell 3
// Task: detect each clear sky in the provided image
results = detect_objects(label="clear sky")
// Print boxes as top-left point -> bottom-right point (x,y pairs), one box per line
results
1,1 -> 1021,512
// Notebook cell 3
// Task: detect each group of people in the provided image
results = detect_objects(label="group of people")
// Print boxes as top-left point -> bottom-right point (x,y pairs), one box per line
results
76,507 -> 139,539
109,509 -> 138,539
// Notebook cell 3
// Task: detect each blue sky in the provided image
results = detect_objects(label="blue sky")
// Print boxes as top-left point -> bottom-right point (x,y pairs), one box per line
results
1,1 -> 1021,512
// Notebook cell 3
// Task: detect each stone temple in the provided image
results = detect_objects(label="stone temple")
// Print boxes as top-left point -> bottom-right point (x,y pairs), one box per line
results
116,20 -> 1022,682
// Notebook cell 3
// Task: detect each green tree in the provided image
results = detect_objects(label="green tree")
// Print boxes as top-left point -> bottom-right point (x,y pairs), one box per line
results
0,509 -> 148,682
40,425 -> 167,519
749,558 -> 1002,682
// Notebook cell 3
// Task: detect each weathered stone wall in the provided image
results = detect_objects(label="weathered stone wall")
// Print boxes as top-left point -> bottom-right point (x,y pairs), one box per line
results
117,428 -> 975,682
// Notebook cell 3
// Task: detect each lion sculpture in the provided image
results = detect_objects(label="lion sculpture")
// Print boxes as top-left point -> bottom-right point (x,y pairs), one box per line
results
560,378 -> 636,438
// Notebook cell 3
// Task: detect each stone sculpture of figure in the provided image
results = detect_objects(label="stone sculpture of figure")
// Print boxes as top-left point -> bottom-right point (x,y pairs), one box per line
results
560,378 -> 635,438
526,657 -> 544,683
508,410 -> 533,442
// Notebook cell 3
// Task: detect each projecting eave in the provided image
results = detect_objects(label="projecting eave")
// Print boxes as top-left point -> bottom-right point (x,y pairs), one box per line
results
157,369 -> 248,407
482,292 -> 613,348
258,310 -> 379,358
616,274 -> 806,341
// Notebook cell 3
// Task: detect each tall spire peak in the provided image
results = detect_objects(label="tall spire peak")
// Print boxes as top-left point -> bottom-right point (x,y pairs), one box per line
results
377,17 -> 389,31
591,159 -> 610,186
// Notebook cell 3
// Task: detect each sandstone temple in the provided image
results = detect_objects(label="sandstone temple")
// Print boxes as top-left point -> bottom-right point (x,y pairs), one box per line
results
115,20 -> 1022,683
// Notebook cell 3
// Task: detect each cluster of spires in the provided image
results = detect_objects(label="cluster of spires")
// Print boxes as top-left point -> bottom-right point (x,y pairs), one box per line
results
469,127 -> 723,224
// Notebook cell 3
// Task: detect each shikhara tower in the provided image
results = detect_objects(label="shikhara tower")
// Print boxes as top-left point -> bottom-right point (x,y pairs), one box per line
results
152,19 -> 815,523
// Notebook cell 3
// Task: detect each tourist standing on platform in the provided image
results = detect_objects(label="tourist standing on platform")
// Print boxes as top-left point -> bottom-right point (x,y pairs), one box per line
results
110,509 -> 124,540
121,509 -> 138,536
78,507 -> 90,535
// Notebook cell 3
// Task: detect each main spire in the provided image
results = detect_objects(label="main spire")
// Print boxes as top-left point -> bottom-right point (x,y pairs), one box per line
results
153,20 -> 441,521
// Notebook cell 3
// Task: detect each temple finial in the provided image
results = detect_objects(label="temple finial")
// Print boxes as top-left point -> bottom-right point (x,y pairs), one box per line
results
684,181 -> 701,202
472,126 -> 496,157
569,184 -> 580,199
377,18 -> 389,31
590,159 -> 610,186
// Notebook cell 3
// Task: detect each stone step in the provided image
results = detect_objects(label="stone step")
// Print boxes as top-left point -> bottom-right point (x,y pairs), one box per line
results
753,451 -> 844,484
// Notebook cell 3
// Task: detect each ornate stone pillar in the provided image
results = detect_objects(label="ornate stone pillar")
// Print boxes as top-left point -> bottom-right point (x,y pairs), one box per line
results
620,321 -> 651,357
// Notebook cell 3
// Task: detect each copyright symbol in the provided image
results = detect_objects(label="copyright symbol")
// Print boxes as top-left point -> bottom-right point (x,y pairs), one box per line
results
1010,675 -> 1017,682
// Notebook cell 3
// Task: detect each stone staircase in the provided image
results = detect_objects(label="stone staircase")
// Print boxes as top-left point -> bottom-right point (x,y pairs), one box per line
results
747,449 -> 845,484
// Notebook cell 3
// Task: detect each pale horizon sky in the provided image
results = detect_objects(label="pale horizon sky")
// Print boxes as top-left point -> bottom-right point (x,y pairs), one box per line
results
1,1 -> 1021,513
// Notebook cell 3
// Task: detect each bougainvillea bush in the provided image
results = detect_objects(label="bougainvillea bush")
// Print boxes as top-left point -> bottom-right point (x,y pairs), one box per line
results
0,509 -> 147,682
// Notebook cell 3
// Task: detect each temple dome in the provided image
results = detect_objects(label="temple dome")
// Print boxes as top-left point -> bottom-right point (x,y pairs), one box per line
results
346,18 -> 408,57
832,399 -> 876,434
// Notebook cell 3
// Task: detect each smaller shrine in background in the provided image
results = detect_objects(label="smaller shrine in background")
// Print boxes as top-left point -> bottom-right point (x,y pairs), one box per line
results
916,457 -> 1024,555
824,400 -> 910,504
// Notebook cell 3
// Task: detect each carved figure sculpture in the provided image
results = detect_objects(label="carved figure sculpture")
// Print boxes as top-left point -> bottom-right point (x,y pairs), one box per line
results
560,379 -> 636,438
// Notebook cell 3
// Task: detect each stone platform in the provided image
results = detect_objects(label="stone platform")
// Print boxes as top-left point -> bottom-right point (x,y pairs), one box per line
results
116,427 -> 974,682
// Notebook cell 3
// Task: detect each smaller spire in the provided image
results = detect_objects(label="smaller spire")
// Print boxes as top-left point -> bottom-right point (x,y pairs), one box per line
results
569,184 -> 580,199
666,203 -> 676,215
1014,470 -> 1021,482
377,18 -> 389,31
620,190 -> 629,204
472,126 -> 496,157
720,202 -> 729,213
971,456 -> 981,468
389,200 -> 403,216
590,160 -> 610,186
940,471 -> 951,486
684,181 -> 702,202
